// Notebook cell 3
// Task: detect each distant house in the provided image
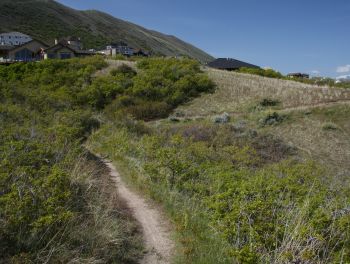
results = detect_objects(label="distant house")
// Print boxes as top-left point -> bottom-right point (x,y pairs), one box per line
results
287,73 -> 310,79
43,38 -> 95,60
101,42 -> 135,57
133,48 -> 149,57
0,37 -> 94,62
0,39 -> 48,62
0,32 -> 32,46
0,45 -> 14,61
207,58 -> 260,71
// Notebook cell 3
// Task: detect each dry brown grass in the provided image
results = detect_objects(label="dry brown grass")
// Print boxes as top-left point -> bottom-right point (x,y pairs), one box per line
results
94,59 -> 137,77
271,105 -> 350,175
177,68 -> 350,117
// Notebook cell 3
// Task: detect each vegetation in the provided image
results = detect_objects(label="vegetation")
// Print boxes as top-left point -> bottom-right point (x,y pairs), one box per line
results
86,59 -> 350,263
108,58 -> 215,120
89,117 -> 350,263
0,57 -> 143,263
236,67 -> 284,79
236,67 -> 350,89
2,55 -> 349,264
176,68 -> 350,116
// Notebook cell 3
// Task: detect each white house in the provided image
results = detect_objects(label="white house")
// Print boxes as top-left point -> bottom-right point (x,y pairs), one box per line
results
0,32 -> 32,46
100,42 -> 134,57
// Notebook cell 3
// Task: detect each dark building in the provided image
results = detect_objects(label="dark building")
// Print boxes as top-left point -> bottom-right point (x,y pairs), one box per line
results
43,37 -> 94,60
207,58 -> 260,71
133,48 -> 149,57
287,73 -> 310,79
0,39 -> 49,62
0,45 -> 14,60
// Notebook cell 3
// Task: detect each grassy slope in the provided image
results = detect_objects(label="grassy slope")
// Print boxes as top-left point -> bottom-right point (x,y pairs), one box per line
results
177,68 -> 350,116
86,59 -> 350,263
0,0 -> 213,62
176,68 -> 350,174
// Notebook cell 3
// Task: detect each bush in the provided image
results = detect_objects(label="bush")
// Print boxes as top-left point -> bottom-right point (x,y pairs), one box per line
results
101,57 -> 215,120
110,64 -> 137,77
259,112 -> 286,126
237,67 -> 284,79
322,122 -> 339,131
259,98 -> 280,107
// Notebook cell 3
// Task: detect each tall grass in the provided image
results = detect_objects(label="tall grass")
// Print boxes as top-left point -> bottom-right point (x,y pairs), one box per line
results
177,69 -> 350,117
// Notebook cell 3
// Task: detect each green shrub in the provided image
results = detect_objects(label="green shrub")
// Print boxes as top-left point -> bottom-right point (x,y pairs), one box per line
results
259,111 -> 287,126
237,67 -> 284,79
322,122 -> 339,131
110,64 -> 137,77
259,98 -> 280,107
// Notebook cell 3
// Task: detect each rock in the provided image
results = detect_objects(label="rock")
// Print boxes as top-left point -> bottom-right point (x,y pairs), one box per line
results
169,116 -> 180,122
232,120 -> 247,132
214,112 -> 230,124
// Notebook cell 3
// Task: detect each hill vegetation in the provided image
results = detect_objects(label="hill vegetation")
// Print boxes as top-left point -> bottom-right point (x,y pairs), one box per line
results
0,57 -> 144,263
0,57 -> 215,263
0,0 -> 213,62
2,57 -> 349,263
86,61 -> 350,263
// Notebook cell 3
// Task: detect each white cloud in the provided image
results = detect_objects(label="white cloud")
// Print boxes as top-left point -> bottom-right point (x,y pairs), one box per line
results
311,70 -> 320,74
336,64 -> 350,73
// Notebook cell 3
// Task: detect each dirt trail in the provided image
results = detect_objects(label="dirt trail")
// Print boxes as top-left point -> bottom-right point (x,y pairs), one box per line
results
103,160 -> 175,264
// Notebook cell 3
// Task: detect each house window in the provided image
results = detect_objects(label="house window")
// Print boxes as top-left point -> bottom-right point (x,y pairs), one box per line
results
48,53 -> 56,59
60,53 -> 72,59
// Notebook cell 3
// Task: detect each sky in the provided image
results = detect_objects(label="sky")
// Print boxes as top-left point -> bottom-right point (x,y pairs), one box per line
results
56,0 -> 350,78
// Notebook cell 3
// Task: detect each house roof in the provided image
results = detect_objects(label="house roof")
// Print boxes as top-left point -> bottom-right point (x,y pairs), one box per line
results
44,43 -> 77,53
44,43 -> 95,55
8,39 -> 49,53
207,58 -> 260,69
65,36 -> 80,41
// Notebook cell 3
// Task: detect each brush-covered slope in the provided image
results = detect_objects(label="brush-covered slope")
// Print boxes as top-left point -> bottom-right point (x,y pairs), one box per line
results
0,0 -> 213,62
177,68 -> 350,116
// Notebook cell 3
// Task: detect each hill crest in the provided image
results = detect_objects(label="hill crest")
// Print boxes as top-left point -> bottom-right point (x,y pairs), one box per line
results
0,0 -> 213,62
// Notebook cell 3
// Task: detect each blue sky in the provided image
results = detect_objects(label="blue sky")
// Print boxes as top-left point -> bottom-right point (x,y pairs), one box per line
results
57,0 -> 350,77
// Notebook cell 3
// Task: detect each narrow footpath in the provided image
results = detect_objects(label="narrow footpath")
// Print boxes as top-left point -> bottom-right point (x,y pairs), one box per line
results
103,160 -> 175,264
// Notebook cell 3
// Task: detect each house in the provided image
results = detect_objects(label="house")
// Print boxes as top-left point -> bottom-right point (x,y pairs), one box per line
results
207,58 -> 260,71
0,32 -> 32,46
62,36 -> 82,50
133,48 -> 149,57
2,39 -> 48,62
0,45 -> 14,61
43,38 -> 95,59
287,73 -> 310,79
101,42 -> 135,57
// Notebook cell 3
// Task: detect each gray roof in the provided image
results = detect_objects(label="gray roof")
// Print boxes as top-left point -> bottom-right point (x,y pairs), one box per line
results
208,58 -> 260,70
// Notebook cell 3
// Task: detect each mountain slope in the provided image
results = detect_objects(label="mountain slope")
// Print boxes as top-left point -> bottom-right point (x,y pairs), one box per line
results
0,0 -> 213,62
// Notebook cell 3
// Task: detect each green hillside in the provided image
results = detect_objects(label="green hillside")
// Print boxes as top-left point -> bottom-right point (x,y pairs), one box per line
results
0,0 -> 213,62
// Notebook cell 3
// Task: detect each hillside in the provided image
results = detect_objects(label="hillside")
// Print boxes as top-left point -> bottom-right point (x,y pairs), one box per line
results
86,59 -> 350,263
0,0 -> 213,62
176,68 -> 350,173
